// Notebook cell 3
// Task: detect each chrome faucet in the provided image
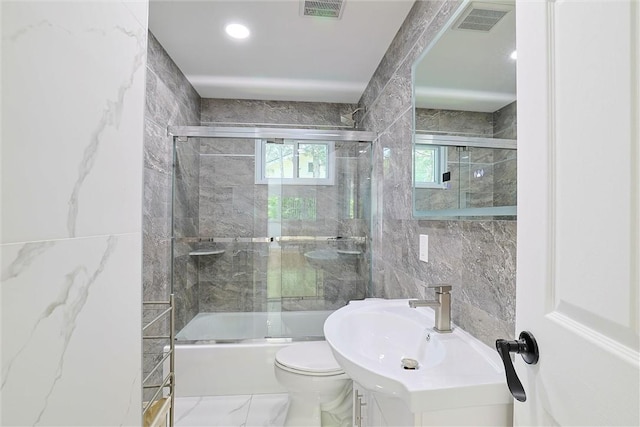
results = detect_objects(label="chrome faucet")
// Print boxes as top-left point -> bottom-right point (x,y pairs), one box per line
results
408,285 -> 452,333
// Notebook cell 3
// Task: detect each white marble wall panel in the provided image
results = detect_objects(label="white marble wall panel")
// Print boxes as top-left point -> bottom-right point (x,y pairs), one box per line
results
1,235 -> 142,426
1,1 -> 147,425
2,1 -> 147,243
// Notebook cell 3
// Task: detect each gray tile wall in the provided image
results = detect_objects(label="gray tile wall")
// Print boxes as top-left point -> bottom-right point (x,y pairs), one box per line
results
144,30 -> 201,321
415,108 -> 493,136
201,98 -> 359,128
493,102 -> 518,207
358,0 -> 516,346
493,101 -> 517,140
143,31 -> 200,388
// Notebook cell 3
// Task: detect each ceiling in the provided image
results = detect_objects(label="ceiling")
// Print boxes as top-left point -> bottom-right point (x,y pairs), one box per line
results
149,0 -> 516,111
148,0 -> 415,103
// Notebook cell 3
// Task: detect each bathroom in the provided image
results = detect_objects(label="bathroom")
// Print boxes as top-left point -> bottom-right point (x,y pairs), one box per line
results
1,1 -> 637,427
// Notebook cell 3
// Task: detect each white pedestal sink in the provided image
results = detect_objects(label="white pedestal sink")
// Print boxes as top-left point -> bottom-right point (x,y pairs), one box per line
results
324,299 -> 513,425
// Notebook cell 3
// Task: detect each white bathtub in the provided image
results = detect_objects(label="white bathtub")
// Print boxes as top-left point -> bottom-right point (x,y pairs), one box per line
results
175,310 -> 332,342
169,310 -> 333,397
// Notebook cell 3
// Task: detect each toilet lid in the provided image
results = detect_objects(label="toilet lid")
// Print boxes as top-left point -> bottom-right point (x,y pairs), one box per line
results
275,341 -> 343,375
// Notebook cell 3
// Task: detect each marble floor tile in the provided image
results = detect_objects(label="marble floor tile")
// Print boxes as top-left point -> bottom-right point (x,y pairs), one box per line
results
174,394 -> 290,427
245,394 -> 290,427
174,395 -> 252,427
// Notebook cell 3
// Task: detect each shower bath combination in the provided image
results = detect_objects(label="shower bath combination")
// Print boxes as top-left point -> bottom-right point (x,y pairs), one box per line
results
168,125 -> 374,396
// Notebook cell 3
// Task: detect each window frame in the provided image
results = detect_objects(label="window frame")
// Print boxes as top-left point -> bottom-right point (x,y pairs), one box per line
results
255,139 -> 335,185
414,144 -> 448,189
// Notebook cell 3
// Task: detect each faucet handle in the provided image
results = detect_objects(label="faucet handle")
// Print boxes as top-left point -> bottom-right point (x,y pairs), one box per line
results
428,284 -> 452,293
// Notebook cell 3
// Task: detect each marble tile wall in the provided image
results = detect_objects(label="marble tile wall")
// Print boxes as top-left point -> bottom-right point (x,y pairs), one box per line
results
358,0 -> 516,346
144,29 -> 200,320
143,30 -> 200,396
201,99 -> 359,128
415,108 -> 494,136
1,2 -> 147,425
493,101 -> 517,140
493,102 -> 518,207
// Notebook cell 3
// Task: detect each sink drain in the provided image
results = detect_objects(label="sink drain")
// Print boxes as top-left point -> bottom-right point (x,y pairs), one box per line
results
401,358 -> 419,370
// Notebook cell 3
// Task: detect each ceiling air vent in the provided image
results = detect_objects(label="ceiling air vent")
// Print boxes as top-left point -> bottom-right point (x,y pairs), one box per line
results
453,2 -> 513,32
300,0 -> 345,19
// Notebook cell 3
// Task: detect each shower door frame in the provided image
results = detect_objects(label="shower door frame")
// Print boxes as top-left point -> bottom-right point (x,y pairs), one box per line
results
168,126 -> 375,142
169,125 -> 376,342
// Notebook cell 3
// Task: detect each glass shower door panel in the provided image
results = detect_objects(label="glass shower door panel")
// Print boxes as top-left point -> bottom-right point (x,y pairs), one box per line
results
172,136 -> 201,333
464,147 -> 495,209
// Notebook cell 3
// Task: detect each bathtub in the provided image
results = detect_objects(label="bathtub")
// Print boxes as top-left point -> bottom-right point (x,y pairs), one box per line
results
168,310 -> 333,397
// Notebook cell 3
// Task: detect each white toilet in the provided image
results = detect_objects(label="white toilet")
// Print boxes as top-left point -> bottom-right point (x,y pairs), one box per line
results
274,341 -> 352,427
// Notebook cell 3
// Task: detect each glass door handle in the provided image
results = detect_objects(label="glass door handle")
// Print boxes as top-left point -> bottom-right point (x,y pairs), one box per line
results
495,331 -> 539,402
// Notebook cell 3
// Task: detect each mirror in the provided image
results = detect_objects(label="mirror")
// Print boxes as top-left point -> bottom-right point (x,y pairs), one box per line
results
412,0 -> 517,218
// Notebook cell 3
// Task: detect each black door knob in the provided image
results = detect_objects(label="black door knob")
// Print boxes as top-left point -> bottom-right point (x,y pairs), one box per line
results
495,331 -> 539,402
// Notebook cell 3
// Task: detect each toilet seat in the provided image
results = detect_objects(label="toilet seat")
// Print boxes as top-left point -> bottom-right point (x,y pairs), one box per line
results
275,341 -> 344,377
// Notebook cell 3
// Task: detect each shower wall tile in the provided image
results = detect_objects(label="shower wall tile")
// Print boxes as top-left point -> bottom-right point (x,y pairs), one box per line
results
200,137 -> 255,155
145,119 -> 173,175
414,189 -> 459,212
143,29 -> 200,386
174,140 -> 201,239
493,107 -> 518,207
415,108 -> 494,136
359,0 -> 516,347
200,155 -> 255,187
172,243 -> 199,332
493,156 -> 518,207
493,101 -> 518,140
143,32 -> 200,324
380,109 -> 414,222
1,2 -> 146,425
201,99 -> 358,128
146,32 -> 200,129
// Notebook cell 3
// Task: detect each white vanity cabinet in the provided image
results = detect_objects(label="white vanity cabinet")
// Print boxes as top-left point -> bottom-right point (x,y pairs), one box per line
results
352,382 -> 386,427
353,381 -> 416,426
352,382 -> 512,427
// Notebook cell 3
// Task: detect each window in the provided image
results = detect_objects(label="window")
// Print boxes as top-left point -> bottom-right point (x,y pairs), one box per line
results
414,144 -> 447,188
256,139 -> 335,185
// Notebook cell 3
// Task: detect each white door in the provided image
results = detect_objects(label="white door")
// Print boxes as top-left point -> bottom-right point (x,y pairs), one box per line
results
514,0 -> 639,425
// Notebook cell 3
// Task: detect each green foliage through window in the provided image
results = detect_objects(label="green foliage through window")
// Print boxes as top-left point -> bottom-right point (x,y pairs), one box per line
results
268,196 -> 317,220
415,146 -> 437,183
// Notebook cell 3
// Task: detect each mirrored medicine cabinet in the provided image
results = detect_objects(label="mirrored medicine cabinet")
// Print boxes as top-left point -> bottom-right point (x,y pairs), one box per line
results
412,0 -> 517,219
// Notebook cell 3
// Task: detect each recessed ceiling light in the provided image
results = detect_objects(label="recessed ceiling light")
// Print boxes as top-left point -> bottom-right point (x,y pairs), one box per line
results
225,23 -> 250,40
510,50 -> 517,60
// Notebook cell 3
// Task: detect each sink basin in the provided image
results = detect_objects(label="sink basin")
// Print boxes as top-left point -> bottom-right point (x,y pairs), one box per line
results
324,299 -> 511,412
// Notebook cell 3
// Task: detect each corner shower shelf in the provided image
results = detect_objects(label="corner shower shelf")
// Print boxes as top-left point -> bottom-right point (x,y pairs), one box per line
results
188,249 -> 225,256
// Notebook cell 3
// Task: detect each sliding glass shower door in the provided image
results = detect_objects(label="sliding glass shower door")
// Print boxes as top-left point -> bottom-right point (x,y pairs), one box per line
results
171,130 -> 372,342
